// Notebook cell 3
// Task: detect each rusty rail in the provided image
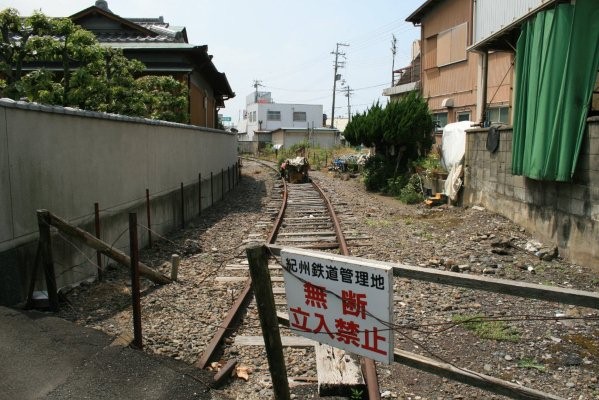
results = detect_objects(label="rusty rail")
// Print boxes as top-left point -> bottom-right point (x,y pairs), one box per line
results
311,178 -> 381,400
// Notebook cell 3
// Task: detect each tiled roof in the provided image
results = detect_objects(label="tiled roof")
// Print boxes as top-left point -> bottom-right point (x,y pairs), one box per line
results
94,32 -> 178,43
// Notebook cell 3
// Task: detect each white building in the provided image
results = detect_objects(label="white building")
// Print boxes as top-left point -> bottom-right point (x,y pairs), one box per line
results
238,92 -> 324,141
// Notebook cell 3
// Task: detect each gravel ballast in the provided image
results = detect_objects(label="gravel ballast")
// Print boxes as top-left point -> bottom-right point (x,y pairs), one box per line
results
58,160 -> 599,400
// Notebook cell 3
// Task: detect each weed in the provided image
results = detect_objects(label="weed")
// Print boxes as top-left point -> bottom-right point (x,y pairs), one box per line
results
398,174 -> 424,204
517,358 -> 546,372
365,218 -> 392,227
350,388 -> 364,400
452,314 -> 520,342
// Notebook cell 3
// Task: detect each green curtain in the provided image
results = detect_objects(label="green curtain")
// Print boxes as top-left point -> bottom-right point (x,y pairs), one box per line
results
512,0 -> 599,181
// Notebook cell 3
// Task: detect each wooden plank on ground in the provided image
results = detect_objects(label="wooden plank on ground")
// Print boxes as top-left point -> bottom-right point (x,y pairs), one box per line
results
277,231 -> 336,237
277,237 -> 337,243
225,264 -> 281,271
216,276 -> 283,283
315,343 -> 366,397
234,335 -> 316,347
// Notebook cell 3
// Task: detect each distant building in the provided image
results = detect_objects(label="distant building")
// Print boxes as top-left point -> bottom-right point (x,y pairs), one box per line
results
237,91 -> 324,141
325,117 -> 350,133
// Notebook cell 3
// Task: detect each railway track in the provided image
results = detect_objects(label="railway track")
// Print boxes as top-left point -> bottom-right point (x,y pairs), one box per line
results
196,158 -> 380,398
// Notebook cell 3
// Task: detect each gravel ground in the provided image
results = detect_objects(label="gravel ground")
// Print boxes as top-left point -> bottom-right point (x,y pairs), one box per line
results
59,160 -> 599,400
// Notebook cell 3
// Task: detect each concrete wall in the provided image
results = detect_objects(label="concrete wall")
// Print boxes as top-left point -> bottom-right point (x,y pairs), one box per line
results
463,118 -> 599,269
0,99 -> 238,305
271,129 -> 339,150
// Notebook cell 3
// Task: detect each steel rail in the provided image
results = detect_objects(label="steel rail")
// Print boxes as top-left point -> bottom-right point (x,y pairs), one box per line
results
196,158 -> 282,371
197,158 -> 380,399
311,178 -> 381,400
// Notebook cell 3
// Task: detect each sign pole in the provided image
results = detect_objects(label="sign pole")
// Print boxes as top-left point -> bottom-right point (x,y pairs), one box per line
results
246,244 -> 290,400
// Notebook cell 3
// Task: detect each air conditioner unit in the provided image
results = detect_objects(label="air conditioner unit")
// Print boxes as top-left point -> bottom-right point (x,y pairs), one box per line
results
441,98 -> 454,108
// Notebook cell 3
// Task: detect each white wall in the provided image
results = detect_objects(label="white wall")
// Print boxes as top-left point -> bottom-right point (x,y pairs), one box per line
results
242,102 -> 323,141
0,99 -> 238,304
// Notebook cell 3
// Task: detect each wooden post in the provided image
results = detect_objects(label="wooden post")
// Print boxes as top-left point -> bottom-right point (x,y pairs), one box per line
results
210,172 -> 214,206
228,166 -> 231,192
221,168 -> 225,199
145,189 -> 152,249
129,213 -> 143,349
198,173 -> 202,217
245,244 -> 290,400
238,159 -> 242,181
94,203 -> 103,281
180,182 -> 185,229
171,254 -> 180,281
37,210 -> 59,312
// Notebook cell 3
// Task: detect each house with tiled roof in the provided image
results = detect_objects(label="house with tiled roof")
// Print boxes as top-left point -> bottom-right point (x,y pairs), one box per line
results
70,0 -> 234,128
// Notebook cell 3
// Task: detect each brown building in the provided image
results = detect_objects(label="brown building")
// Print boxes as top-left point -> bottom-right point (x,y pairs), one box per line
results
70,1 -> 234,128
406,0 -> 513,129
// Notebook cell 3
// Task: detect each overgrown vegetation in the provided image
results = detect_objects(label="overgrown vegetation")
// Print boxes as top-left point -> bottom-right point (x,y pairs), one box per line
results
259,141 -> 340,171
0,8 -> 188,123
343,93 -> 437,203
452,314 -> 521,342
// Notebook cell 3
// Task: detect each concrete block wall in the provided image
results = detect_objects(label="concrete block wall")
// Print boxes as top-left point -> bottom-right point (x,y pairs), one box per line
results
0,99 -> 238,305
463,118 -> 599,270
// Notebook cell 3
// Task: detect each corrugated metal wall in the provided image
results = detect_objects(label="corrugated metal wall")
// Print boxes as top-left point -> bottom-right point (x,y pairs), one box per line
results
474,0 -> 548,43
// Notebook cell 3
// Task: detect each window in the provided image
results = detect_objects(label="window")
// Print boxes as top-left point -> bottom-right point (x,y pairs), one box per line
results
267,110 -> 281,121
437,22 -> 467,66
457,112 -> 470,122
424,35 -> 437,70
433,112 -> 448,131
486,106 -> 509,124
293,111 -> 307,122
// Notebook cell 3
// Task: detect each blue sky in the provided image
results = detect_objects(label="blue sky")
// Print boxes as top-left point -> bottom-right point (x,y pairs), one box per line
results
0,0 -> 423,126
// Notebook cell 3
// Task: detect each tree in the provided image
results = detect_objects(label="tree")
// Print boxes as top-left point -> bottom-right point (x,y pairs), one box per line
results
0,8 -> 52,98
0,8 -> 189,123
344,93 -> 433,166
383,92 -> 434,169
134,75 -> 189,123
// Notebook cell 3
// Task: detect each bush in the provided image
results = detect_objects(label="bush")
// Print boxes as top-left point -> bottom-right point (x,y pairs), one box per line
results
363,155 -> 394,192
386,174 -> 409,197
398,174 -> 424,204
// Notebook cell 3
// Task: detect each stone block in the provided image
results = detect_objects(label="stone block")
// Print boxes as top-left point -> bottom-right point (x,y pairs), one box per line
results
569,184 -> 589,201
513,175 -> 525,188
569,198 -> 586,216
504,184 -> 514,198
590,136 -> 599,156
557,195 -> 570,213
514,187 -> 526,201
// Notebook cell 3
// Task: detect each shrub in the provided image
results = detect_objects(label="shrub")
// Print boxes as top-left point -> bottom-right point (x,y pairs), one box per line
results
363,155 -> 394,192
398,174 -> 424,204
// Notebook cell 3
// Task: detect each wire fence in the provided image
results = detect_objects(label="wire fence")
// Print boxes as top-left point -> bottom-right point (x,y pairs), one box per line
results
28,159 -> 599,399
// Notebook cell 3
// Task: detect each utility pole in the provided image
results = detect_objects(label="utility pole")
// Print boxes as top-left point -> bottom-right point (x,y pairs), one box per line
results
253,79 -> 263,103
344,86 -> 354,122
391,34 -> 397,87
330,42 -> 349,128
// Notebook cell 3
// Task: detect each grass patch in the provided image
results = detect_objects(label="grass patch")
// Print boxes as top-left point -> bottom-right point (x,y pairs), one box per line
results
365,218 -> 392,227
517,358 -> 546,372
452,314 -> 520,342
